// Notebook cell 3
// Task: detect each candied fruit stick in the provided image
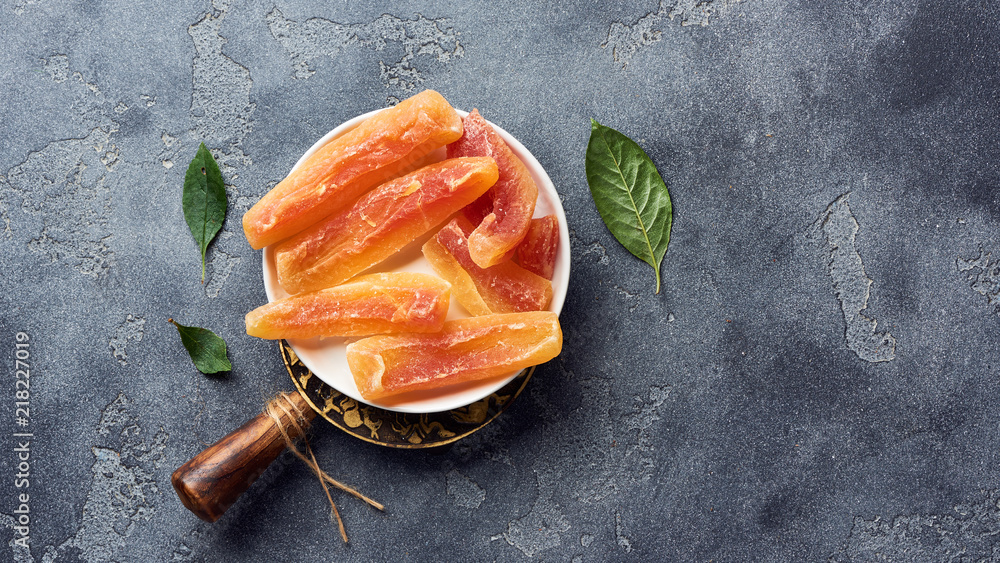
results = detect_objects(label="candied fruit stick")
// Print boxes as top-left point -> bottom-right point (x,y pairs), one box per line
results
275,157 -> 499,295
460,186 -> 493,226
422,217 -> 552,315
516,215 -> 560,280
347,312 -> 563,401
243,90 -> 463,249
421,221 -> 491,317
447,109 -> 537,268
245,273 -> 451,340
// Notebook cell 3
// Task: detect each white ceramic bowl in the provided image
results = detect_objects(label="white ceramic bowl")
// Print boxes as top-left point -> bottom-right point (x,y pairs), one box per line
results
262,108 -> 570,413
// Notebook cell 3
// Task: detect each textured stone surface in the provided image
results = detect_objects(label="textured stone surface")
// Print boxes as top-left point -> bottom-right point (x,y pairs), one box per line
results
2,0 -> 1000,560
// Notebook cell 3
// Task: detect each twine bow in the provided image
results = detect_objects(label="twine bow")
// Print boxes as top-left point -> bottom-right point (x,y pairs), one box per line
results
265,392 -> 384,543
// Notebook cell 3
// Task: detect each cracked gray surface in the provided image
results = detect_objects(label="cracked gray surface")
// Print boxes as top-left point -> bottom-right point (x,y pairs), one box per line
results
957,246 -> 1000,317
267,7 -> 463,91
3,0 -> 1000,561
812,193 -> 897,363
7,127 -> 118,278
445,469 -> 486,509
602,0 -> 737,66
40,394 -> 168,563
109,314 -> 146,366
830,489 -> 1000,562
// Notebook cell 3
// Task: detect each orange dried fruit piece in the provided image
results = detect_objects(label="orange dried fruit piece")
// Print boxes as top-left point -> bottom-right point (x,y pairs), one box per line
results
347,311 -> 562,401
447,109 -> 537,268
516,215 -> 560,280
422,217 -> 552,315
275,157 -> 499,295
245,272 -> 451,340
243,89 -> 463,249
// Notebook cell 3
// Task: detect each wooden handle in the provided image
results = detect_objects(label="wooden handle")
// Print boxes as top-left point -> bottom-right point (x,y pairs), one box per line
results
171,391 -> 318,522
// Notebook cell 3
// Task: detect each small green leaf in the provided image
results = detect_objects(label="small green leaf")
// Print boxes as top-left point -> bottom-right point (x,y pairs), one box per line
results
585,119 -> 673,293
169,318 -> 232,374
183,143 -> 227,282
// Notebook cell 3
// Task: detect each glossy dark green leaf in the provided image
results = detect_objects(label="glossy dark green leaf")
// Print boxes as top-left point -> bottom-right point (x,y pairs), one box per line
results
169,319 -> 231,374
585,119 -> 673,293
183,143 -> 226,282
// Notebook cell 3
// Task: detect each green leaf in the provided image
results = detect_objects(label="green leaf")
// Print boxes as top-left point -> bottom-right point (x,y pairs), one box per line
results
169,318 -> 232,374
183,143 -> 227,282
585,119 -> 673,293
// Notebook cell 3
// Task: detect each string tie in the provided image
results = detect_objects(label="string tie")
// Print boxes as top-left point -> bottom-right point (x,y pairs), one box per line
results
265,392 -> 384,543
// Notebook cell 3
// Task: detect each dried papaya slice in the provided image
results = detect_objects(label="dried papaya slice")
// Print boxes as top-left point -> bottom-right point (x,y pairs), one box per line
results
422,217 -> 552,315
275,157 -> 498,294
347,311 -> 562,401
243,89 -> 463,249
245,272 -> 450,340
516,215 -> 559,280
447,109 -> 537,268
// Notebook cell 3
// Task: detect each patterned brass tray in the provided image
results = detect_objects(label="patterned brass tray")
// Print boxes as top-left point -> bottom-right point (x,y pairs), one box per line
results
282,340 -> 534,448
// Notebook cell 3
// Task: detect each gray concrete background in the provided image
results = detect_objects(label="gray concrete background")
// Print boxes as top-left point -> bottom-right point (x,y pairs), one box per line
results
2,0 -> 1000,560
